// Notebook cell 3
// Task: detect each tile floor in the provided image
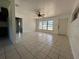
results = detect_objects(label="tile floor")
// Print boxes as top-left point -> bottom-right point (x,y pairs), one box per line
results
0,32 -> 73,59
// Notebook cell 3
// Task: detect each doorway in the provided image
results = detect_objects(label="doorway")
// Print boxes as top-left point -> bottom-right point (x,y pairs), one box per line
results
0,7 -> 9,39
15,17 -> 23,34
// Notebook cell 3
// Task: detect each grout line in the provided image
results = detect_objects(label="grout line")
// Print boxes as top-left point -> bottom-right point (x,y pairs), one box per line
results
3,47 -> 6,59
21,44 -> 37,59
58,54 -> 60,59
22,42 -> 53,59
13,44 -> 22,59
10,40 -> 22,59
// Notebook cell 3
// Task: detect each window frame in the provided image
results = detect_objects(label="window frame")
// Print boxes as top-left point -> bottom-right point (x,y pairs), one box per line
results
38,20 -> 54,30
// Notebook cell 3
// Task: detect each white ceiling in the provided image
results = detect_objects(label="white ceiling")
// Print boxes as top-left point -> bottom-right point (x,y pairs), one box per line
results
15,0 -> 76,18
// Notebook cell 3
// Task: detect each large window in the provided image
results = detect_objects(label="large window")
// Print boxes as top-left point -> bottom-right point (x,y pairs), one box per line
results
39,20 -> 54,30
42,21 -> 47,30
48,20 -> 54,30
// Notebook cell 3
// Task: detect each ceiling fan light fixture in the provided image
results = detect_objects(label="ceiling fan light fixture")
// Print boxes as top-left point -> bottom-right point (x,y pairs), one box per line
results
33,8 -> 45,17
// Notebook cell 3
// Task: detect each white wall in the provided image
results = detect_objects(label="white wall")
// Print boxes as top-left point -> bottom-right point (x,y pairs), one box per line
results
57,14 -> 69,35
68,1 -> 79,59
68,17 -> 79,59
15,11 -> 36,33
22,17 -> 35,33
53,15 -> 68,35
0,0 -> 10,8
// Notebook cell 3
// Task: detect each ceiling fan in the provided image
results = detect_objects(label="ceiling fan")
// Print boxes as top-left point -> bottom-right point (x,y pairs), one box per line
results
33,9 -> 45,17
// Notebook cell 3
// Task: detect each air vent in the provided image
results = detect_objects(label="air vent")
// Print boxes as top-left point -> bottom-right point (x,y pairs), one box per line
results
15,4 -> 19,7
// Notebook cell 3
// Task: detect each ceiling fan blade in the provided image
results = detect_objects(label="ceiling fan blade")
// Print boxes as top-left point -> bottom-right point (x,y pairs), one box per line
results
32,8 -> 45,17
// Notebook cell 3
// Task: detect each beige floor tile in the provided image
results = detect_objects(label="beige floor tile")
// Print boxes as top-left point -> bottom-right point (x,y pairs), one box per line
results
45,56 -> 51,59
59,55 -> 66,59
0,32 -> 74,59
0,48 -> 5,59
5,49 -> 20,59
21,53 -> 34,59
0,48 -> 4,55
15,45 -> 35,59
35,52 -> 47,59
48,51 -> 59,59
0,54 -> 5,59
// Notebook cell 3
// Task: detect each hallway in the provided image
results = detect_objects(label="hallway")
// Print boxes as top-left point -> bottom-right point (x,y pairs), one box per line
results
0,32 -> 73,59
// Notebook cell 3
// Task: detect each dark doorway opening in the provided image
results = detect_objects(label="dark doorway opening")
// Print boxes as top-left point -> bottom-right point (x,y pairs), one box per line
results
15,17 -> 23,34
0,7 -> 9,39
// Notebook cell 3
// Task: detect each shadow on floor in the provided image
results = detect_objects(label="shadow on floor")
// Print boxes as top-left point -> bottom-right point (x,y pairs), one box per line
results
0,38 -> 13,48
